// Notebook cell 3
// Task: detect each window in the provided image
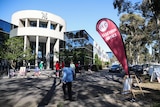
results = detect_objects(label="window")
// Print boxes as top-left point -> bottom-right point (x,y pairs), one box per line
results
59,25 -> 63,32
39,21 -> 47,28
0,19 -> 14,33
30,21 -> 37,27
20,19 -> 25,27
50,23 -> 57,30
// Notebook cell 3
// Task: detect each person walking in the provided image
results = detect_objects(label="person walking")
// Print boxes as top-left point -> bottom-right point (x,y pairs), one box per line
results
39,61 -> 43,71
62,60 -> 74,101
34,66 -> 40,76
55,61 -> 60,77
70,61 -> 76,79
60,61 -> 65,77
75,63 -> 79,73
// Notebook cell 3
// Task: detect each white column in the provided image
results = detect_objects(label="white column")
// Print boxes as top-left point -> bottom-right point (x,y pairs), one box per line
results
47,20 -> 51,29
55,24 -> 59,31
35,35 -> 39,66
26,36 -> 30,47
46,37 -> 50,69
23,35 -> 27,66
37,19 -> 39,27
25,18 -> 28,27
24,35 -> 27,51
54,39 -> 59,65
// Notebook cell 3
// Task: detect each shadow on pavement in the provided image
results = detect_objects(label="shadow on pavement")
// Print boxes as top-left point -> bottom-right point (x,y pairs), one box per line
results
38,78 -> 61,107
70,71 -> 124,107
0,77 -> 56,107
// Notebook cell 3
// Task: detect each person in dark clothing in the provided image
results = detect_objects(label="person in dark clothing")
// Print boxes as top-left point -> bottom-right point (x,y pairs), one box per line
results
75,63 -> 79,73
62,60 -> 74,101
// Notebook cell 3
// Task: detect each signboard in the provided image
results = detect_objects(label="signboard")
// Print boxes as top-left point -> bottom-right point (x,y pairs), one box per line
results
96,18 -> 129,75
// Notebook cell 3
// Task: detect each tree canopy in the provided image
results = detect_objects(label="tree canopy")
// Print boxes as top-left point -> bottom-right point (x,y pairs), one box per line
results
1,37 -> 34,68
113,0 -> 160,63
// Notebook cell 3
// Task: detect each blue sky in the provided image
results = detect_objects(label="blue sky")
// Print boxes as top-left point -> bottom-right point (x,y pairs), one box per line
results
0,0 -> 122,52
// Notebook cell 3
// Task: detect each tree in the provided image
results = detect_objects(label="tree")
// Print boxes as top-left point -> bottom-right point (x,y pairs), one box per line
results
95,54 -> 102,70
113,0 -> 159,63
113,0 -> 140,15
2,37 -> 34,69
141,0 -> 160,19
141,0 -> 160,62
119,13 -> 147,64
0,32 -> 9,59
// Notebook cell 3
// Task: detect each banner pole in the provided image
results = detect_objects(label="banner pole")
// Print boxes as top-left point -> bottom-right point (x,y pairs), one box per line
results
96,18 -> 129,75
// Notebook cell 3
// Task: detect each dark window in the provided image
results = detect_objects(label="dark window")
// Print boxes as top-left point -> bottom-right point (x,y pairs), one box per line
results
50,23 -> 57,30
30,21 -> 37,27
20,19 -> 25,27
39,21 -> 47,28
59,26 -> 63,32
0,19 -> 13,33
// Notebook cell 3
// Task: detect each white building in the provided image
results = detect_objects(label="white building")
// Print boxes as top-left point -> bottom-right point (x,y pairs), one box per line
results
10,10 -> 66,69
93,41 -> 110,63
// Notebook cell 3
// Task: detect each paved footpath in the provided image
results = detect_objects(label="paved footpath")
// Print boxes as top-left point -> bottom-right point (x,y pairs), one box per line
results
0,69 -> 150,107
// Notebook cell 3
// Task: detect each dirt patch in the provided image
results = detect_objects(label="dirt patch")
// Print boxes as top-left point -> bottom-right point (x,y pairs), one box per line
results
135,75 -> 160,107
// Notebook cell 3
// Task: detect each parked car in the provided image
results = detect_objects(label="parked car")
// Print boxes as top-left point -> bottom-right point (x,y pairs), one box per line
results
109,64 -> 122,73
142,64 -> 150,75
132,65 -> 143,74
128,64 -> 133,71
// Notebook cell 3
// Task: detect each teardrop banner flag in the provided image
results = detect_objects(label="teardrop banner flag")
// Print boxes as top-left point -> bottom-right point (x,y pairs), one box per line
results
96,18 -> 129,75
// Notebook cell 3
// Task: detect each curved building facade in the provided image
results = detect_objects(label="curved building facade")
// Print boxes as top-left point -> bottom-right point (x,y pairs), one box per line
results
10,10 -> 66,69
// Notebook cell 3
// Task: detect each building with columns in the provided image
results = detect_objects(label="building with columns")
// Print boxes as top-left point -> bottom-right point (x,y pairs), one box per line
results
10,10 -> 66,70
1,10 -> 111,71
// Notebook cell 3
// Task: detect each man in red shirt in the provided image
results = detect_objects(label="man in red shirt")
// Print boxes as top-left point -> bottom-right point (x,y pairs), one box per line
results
55,61 -> 60,77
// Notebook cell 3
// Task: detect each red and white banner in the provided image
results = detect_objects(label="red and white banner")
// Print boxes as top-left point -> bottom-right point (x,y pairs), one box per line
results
96,18 -> 129,75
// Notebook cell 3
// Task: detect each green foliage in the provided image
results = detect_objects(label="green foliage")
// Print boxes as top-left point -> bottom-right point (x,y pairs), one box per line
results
3,37 -> 24,61
119,13 -> 149,64
2,36 -> 34,63
0,33 -> 9,59
95,54 -> 102,70
105,61 -> 110,67
23,47 -> 35,62
113,0 -> 160,63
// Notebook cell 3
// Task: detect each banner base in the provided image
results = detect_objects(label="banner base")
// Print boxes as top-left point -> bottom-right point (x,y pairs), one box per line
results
122,75 -> 144,98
